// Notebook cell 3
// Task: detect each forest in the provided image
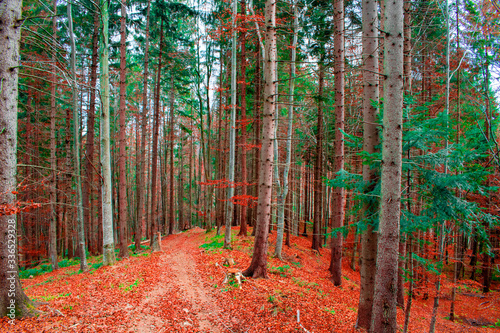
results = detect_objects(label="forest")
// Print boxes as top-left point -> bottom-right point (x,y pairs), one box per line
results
0,0 -> 499,331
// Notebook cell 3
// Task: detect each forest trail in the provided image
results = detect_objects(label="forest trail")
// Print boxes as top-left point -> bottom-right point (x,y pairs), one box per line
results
127,228 -> 223,332
3,227 -> 500,332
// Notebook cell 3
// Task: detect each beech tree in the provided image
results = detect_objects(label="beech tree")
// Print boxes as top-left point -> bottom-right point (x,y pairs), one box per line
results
0,0 -> 36,317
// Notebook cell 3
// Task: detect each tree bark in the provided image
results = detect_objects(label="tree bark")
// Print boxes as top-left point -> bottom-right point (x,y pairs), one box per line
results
100,0 -> 116,266
312,62 -> 324,252
275,1 -> 298,258
0,0 -> 38,317
150,20 -> 164,252
356,0 -> 380,327
243,0 -> 276,278
118,0 -> 129,259
238,0 -> 249,237
371,0 -> 404,330
68,2 -> 88,272
135,0 -> 151,252
49,0 -> 59,271
169,76 -> 176,235
329,0 -> 345,286
224,0 -> 238,248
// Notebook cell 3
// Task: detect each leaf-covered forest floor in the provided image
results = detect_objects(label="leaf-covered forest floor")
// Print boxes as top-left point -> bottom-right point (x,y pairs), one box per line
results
2,227 -> 500,332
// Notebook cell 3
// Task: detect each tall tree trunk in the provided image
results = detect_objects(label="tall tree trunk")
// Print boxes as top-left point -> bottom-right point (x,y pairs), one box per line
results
371,0 -> 404,330
150,21 -> 164,252
84,7 -> 99,257
135,0 -> 151,252
224,0 -> 238,248
238,0 -> 249,236
100,0 -> 116,266
0,0 -> 38,317
329,0 -> 345,286
251,47 -> 262,234
118,0 -> 129,259
68,2 -> 88,272
275,1 -> 297,258
356,0 -> 380,327
49,0 -> 59,271
178,136 -> 185,229
242,0 -> 276,278
312,62 -> 324,252
169,76 -> 176,235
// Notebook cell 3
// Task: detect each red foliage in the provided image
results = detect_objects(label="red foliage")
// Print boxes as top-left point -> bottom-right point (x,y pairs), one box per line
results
2,229 -> 500,332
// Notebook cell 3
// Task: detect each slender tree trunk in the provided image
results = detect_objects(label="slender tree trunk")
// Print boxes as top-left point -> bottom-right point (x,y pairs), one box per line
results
169,76 -> 176,235
251,47 -> 262,234
49,0 -> 59,271
243,0 -> 276,278
178,136 -> 185,229
403,237 -> 414,333
224,0 -> 238,248
100,0 -> 116,266
150,21 -> 164,252
275,2 -> 297,258
238,0 -> 249,236
68,2 -> 88,272
118,0 -> 129,259
329,0 -> 345,285
84,7 -> 99,257
135,0 -> 151,252
312,62 -> 324,252
356,0 -> 380,327
371,0 -> 404,329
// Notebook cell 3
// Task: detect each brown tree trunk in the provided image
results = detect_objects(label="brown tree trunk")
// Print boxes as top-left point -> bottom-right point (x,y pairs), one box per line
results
303,159 -> 310,237
118,0 -> 129,259
238,0 -> 248,236
49,0 -> 59,270
83,5 -> 99,257
251,47 -> 262,235
356,0 -> 380,327
135,0 -> 151,252
149,21 -> 164,252
243,0 -> 276,278
312,62 -> 324,252
329,0 -> 345,285
169,76 -> 176,235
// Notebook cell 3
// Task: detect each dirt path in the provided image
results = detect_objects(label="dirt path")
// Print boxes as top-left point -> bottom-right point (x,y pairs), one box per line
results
128,230 -> 223,332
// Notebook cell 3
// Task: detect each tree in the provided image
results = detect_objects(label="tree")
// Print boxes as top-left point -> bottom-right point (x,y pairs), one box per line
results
118,0 -> 129,259
242,0 -> 276,278
100,0 -> 116,266
329,0 -> 346,286
0,0 -> 37,318
136,0 -> 151,252
68,1 -> 88,272
149,18 -> 164,252
224,0 -> 238,249
237,0 -> 249,237
275,1 -> 298,259
49,0 -> 59,271
356,0 -> 380,327
371,0 -> 404,330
